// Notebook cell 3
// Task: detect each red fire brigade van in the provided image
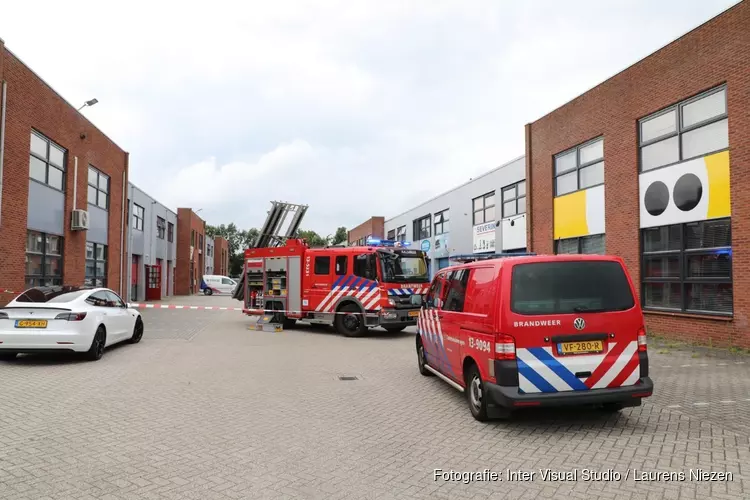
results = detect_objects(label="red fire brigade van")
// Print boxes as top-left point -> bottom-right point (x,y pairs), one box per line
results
241,238 -> 430,336
416,253 -> 653,421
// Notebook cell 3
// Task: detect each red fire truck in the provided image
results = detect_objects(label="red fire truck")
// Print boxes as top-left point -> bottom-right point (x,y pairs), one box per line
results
238,237 -> 430,336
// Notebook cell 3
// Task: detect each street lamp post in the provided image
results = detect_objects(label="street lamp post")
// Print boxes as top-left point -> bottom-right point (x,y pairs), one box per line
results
77,98 -> 98,111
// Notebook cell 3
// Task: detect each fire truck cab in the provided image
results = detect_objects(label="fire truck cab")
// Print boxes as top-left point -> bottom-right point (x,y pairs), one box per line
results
241,238 -> 430,336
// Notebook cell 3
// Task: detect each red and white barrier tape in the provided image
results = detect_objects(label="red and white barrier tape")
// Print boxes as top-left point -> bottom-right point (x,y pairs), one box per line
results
129,303 -> 245,312
128,303 -> 391,316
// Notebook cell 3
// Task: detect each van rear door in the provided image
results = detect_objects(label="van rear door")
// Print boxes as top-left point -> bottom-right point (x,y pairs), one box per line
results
506,259 -> 643,395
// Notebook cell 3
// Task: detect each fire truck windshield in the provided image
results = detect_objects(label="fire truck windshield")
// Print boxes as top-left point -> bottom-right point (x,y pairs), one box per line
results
378,250 -> 429,283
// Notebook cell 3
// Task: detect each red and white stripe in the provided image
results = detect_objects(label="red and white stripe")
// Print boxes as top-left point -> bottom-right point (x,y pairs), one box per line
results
129,303 -> 245,311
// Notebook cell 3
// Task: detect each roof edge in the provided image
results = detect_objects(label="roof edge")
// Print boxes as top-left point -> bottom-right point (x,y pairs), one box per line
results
128,182 -> 177,216
529,0 -> 743,125
4,45 -> 129,155
385,154 -> 525,223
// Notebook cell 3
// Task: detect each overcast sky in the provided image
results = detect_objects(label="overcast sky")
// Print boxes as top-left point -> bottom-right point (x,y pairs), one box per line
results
1,0 -> 739,237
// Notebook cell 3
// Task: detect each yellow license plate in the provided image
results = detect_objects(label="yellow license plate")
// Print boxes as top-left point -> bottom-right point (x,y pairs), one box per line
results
560,340 -> 603,355
408,310 -> 420,317
15,320 -> 48,329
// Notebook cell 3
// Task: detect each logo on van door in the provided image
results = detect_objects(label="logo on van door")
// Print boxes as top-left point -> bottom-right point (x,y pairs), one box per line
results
573,318 -> 586,330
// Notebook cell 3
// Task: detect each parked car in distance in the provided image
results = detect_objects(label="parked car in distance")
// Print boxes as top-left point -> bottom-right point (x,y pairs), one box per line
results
416,254 -> 653,421
201,275 -> 238,295
0,285 -> 144,361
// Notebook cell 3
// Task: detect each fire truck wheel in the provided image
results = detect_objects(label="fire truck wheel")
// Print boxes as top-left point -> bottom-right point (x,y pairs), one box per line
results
335,303 -> 367,337
282,318 -> 297,329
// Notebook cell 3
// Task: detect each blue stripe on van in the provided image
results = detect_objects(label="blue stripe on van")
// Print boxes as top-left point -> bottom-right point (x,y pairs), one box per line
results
527,348 -> 588,391
517,358 -> 558,393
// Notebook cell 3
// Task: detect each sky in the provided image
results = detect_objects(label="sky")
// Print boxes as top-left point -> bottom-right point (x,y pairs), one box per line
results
0,0 -> 740,237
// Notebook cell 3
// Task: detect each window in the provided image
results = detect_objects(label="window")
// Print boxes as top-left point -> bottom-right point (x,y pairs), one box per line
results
434,209 -> 449,235
87,166 -> 110,210
221,278 -> 234,285
472,191 -> 495,225
314,256 -> 330,275
387,229 -> 396,240
168,222 -> 174,242
442,269 -> 470,312
25,231 -> 63,288
641,218 -> 731,315
191,230 -> 195,247
85,242 -> 108,287
29,131 -> 66,191
133,204 -> 145,231
86,291 -> 110,307
157,217 -> 166,239
335,255 -> 348,275
554,234 -> 605,255
396,226 -> 406,242
554,138 -> 604,196
353,253 -> 377,280
413,215 -> 431,240
199,234 -> 203,252
639,86 -> 728,172
104,290 -> 125,307
511,261 -> 635,315
501,181 -> 526,218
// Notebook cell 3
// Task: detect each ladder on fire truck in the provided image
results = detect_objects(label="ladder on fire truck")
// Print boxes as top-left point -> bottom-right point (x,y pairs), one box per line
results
231,201 -> 308,304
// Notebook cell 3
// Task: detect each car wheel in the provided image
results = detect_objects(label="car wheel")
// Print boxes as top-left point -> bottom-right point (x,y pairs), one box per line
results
416,336 -> 432,377
203,288 -> 213,296
384,325 -> 406,333
85,326 -> 106,361
334,303 -> 367,337
0,352 -> 17,361
129,317 -> 144,344
466,365 -> 489,422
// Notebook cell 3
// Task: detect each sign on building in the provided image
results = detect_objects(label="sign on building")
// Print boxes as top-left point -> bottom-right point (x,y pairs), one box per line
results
472,223 -> 496,253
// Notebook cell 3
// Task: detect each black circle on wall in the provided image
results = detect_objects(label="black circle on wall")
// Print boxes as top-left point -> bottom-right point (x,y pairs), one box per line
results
673,173 -> 703,212
644,181 -> 669,216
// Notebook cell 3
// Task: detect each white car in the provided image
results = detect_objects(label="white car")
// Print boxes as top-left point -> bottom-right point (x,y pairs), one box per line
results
0,286 -> 143,361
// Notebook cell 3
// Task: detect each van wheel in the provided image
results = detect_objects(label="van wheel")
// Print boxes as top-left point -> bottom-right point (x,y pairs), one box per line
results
335,304 -> 367,337
466,365 -> 489,422
416,337 -> 432,376
204,288 -> 213,296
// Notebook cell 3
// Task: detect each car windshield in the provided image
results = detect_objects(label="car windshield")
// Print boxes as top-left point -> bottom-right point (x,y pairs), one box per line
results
510,261 -> 635,315
379,250 -> 429,283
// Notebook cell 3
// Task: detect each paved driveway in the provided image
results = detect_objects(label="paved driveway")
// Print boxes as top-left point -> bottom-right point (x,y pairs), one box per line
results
0,295 -> 748,499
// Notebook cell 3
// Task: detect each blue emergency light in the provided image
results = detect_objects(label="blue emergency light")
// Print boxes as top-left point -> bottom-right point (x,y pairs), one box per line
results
365,238 -> 412,248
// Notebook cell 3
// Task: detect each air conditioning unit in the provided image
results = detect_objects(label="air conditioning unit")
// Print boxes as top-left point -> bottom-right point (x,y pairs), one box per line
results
71,209 -> 90,231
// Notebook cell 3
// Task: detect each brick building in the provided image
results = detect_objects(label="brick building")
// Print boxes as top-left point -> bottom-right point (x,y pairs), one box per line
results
525,1 -> 749,347
348,216 -> 384,246
0,39 -> 129,304
175,208 -> 206,295
213,236 -> 229,276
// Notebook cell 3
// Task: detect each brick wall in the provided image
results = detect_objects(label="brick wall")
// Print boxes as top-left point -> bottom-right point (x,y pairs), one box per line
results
175,208 -> 205,295
348,217 -> 385,245
213,236 -> 229,275
526,1 -> 750,348
0,42 -> 128,304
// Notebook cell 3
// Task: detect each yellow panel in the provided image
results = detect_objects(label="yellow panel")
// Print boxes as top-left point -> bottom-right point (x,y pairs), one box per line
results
553,190 -> 588,239
705,151 -> 731,219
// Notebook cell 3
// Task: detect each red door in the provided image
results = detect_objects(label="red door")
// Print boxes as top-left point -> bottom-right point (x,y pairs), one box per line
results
145,265 -> 162,301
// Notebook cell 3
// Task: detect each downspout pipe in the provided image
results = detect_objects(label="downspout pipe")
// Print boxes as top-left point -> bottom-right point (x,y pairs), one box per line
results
120,153 -> 128,300
0,81 -> 7,226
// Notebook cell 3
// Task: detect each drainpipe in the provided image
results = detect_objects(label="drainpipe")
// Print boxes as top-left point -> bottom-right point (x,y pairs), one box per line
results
73,157 -> 78,211
0,81 -> 7,226
119,154 -> 128,299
